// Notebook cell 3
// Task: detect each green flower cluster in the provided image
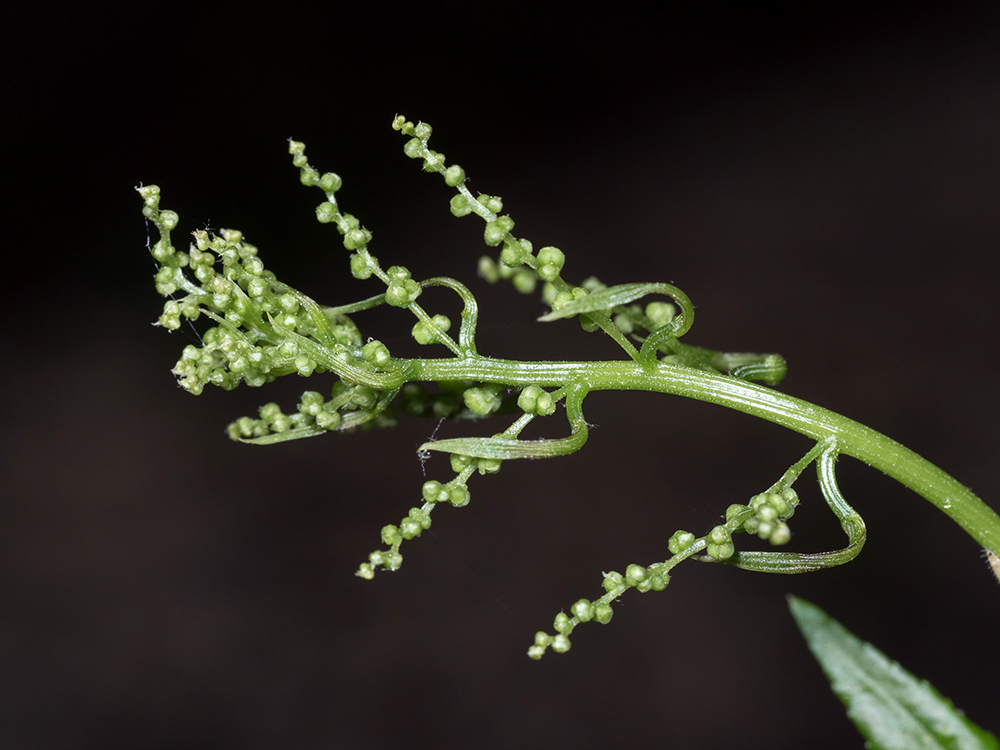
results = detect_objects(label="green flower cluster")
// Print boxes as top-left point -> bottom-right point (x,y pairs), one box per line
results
527,486 -> 803,659
728,489 -> 799,546
526,560 -> 674,660
139,184 -> 364,396
356,453 -> 479,580
226,382 -> 400,442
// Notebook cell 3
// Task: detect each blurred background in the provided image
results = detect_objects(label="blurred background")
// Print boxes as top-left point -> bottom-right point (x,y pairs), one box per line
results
3,3 -> 999,748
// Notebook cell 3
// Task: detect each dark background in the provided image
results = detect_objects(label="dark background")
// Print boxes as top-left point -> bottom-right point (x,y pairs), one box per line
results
3,3 -> 999,748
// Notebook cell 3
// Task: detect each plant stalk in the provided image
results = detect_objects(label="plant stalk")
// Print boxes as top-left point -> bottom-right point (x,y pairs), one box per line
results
408,356 -> 1000,554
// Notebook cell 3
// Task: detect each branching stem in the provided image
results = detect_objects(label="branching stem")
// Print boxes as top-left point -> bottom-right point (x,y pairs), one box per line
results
408,355 -> 1000,553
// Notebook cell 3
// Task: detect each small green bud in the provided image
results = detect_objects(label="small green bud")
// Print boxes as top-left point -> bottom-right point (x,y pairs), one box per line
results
344,227 -> 371,250
297,390 -> 324,416
287,140 -> 305,155
299,167 -> 319,186
403,137 -> 423,159
770,522 -> 791,545
450,453 -> 474,473
381,524 -> 400,545
443,164 -> 465,186
706,525 -> 735,560
765,491 -> 792,517
603,571 -> 625,592
770,497 -> 791,517
192,230 -> 210,251
422,480 -> 449,504
478,194 -> 503,213
259,402 -> 283,423
356,563 -> 375,580
536,246 -> 565,281
483,220 -> 507,246
463,386 -> 502,416
517,385 -> 556,416
159,210 -> 179,230
625,564 -> 649,587
594,603 -> 613,624
668,530 -> 696,555
362,340 -> 391,367
385,278 -> 421,307
499,246 -> 520,267
477,457 -> 502,475
551,290 -> 575,310
571,599 -> 594,622
757,505 -> 778,523
540,265 -> 563,284
409,507 -> 432,530
447,484 -> 471,507
450,194 -> 473,217
477,255 -> 499,282
541,282 -> 558,305
512,269 -> 537,294
350,252 -> 373,279
414,122 -> 432,140
243,256 -> 264,277
726,504 -> 748,524
646,301 -> 676,329
649,573 -> 668,591
137,184 -> 160,204
316,202 -> 338,223
552,634 -> 571,653
388,264 -> 410,280
278,340 -> 299,359
708,526 -> 731,545
412,315 -> 451,345
553,612 -> 572,634
151,240 -> 173,262
707,542 -> 735,561
348,386 -> 377,409
158,302 -> 182,330
400,517 -> 422,540
294,355 -> 315,376
319,172 -> 342,193
499,236 -> 529,267
315,410 -> 341,430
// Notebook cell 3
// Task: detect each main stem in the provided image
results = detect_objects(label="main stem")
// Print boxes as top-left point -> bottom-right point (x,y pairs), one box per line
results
407,356 -> 1000,554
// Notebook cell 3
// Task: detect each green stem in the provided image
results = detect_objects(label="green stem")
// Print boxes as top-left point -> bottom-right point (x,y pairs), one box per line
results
407,356 -> 1000,553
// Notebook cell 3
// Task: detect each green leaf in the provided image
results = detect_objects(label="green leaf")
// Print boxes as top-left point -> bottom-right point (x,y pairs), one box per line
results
788,596 -> 998,750
537,282 -> 691,326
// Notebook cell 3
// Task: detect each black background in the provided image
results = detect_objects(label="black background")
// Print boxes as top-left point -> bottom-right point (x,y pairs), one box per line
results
3,3 -> 999,748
